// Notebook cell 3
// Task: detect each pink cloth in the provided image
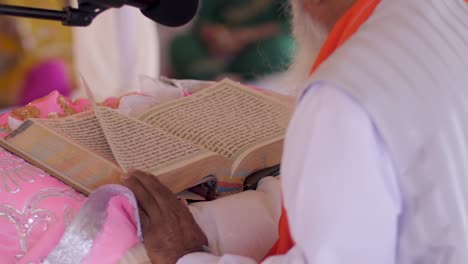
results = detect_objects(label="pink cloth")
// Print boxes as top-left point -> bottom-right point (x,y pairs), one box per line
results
0,92 -> 140,263
0,144 -> 86,263
82,196 -> 141,264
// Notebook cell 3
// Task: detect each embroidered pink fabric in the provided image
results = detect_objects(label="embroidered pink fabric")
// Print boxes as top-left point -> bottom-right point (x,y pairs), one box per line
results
0,91 -> 141,264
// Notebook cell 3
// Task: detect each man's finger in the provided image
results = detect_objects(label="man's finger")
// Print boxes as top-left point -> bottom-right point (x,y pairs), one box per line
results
122,175 -> 162,217
138,207 -> 151,231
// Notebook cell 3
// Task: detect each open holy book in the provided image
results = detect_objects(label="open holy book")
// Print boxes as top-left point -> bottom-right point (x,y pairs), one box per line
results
0,80 -> 294,196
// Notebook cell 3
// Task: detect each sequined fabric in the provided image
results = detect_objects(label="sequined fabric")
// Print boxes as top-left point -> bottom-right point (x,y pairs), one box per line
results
0,146 -> 85,263
0,148 -> 48,193
0,147 -> 141,263
0,91 -> 93,263
0,186 -> 84,262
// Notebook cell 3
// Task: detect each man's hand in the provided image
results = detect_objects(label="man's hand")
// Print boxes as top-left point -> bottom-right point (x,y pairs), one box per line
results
122,170 -> 208,264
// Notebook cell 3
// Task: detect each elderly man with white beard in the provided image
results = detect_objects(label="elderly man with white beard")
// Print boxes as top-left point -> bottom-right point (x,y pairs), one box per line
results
123,0 -> 468,263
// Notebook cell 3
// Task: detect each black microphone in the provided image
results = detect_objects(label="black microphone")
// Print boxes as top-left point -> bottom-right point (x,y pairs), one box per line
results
79,0 -> 199,27
0,0 -> 199,27
141,0 -> 199,27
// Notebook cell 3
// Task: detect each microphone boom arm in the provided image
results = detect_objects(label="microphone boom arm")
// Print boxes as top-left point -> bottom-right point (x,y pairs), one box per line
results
0,2 -> 106,26
0,0 -> 199,27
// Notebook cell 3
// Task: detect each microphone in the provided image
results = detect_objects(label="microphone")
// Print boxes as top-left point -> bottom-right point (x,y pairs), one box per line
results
0,0 -> 199,27
79,0 -> 199,27
142,0 -> 199,27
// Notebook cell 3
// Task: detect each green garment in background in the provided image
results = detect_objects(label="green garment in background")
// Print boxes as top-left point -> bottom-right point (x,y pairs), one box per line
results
170,0 -> 295,81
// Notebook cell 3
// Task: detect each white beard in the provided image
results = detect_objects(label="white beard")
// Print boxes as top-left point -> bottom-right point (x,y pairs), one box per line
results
282,0 -> 328,96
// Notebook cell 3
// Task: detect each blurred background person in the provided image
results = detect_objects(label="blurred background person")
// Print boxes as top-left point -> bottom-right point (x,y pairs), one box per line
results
0,0 -> 160,107
0,0 -> 73,108
169,0 -> 295,83
0,16 -> 25,107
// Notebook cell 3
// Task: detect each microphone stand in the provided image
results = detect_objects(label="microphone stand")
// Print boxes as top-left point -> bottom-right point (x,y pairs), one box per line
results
0,3 -> 106,26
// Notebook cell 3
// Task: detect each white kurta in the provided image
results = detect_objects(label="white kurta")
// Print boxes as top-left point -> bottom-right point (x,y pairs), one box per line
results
178,82 -> 402,263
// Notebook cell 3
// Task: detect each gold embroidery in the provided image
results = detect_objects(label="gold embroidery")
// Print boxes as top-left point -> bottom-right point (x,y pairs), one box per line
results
57,95 -> 77,117
0,124 -> 11,132
47,112 -> 61,119
10,106 -> 40,121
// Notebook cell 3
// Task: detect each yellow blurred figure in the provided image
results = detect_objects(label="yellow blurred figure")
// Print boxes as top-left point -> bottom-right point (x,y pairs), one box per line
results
0,0 -> 74,107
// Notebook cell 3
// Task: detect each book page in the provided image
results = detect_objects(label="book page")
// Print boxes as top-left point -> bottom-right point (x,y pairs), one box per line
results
139,80 -> 294,162
95,106 -> 212,173
38,111 -> 116,162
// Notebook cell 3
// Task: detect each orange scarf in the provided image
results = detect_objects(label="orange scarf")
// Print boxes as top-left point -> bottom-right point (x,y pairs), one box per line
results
264,0 -> 381,258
